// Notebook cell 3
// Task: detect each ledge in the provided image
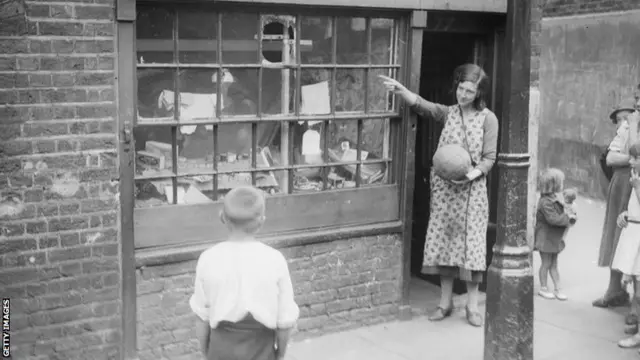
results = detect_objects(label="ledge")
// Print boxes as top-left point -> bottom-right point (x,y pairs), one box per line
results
135,220 -> 403,269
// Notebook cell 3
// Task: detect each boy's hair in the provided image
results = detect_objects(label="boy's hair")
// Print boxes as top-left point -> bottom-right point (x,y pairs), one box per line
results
538,168 -> 565,195
629,141 -> 640,158
563,188 -> 578,204
221,186 -> 266,234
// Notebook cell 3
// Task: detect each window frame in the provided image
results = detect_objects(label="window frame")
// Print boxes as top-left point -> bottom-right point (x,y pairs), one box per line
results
120,2 -> 411,250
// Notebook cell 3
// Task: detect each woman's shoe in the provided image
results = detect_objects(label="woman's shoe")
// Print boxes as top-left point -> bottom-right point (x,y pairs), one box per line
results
428,304 -> 453,322
592,291 -> 629,308
465,306 -> 483,327
618,334 -> 640,348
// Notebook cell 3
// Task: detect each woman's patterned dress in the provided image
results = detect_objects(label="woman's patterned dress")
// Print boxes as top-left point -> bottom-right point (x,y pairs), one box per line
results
422,106 -> 492,282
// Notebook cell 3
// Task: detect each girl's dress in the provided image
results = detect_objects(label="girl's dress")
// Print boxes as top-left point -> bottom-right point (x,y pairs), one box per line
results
611,188 -> 640,276
534,194 -> 573,254
421,105 -> 492,282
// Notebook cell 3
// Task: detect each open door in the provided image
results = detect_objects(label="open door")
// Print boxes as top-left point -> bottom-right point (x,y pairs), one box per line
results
411,19 -> 504,294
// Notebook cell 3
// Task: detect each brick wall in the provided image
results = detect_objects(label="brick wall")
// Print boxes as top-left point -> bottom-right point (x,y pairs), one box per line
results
136,234 -> 403,360
543,0 -> 640,17
0,0 -> 121,359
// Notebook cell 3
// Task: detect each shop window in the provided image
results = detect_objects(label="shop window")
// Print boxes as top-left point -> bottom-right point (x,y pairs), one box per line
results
132,5 -> 405,248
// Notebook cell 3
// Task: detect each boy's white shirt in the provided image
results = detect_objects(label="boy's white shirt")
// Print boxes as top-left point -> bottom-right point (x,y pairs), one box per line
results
189,240 -> 300,330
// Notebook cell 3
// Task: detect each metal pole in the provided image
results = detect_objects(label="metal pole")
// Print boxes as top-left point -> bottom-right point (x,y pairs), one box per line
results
483,0 -> 533,359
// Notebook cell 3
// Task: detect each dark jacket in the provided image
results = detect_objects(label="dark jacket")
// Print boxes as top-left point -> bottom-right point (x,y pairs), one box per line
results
534,194 -> 575,253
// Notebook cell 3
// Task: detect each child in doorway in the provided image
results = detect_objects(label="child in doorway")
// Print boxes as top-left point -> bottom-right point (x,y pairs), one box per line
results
534,168 -> 577,301
611,141 -> 640,351
189,186 -> 300,360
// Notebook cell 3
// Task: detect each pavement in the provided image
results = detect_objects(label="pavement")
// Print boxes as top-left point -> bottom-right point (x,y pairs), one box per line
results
287,196 -> 640,360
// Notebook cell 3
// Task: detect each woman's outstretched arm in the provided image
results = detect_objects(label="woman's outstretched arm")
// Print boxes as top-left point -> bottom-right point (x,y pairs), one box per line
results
410,95 -> 448,123
379,75 -> 447,122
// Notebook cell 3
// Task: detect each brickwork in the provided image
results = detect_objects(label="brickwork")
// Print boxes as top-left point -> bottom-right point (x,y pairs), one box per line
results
136,234 -> 403,360
543,0 -> 640,17
0,0 -> 121,359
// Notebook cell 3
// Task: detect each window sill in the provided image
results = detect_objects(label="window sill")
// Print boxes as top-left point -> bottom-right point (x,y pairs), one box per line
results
135,220 -> 403,269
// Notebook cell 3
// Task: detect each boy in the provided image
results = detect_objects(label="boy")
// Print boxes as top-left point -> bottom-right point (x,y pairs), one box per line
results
189,186 -> 300,360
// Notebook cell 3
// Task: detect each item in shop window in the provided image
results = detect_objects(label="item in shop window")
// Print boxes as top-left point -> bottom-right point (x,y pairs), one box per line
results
328,172 -> 345,189
300,81 -> 330,122
158,90 -> 219,129
136,151 -> 165,170
164,185 -> 187,204
183,185 -> 213,204
145,141 -> 175,169
302,129 -> 323,165
219,153 -> 228,162
227,152 -> 237,163
432,144 -> 472,181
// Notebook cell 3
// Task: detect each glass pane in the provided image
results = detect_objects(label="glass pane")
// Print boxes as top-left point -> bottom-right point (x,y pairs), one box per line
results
261,15 -> 296,65
177,10 -> 217,64
326,119 -> 390,186
136,7 -> 174,64
135,178 -> 174,208
261,68 -> 295,116
221,69 -> 259,117
176,69 -> 219,122
137,69 -> 175,124
368,68 -> 396,113
257,122 -> 285,165
336,17 -> 367,64
293,121 -> 325,166
136,177 -> 219,207
221,13 -> 259,64
293,167 -> 325,192
257,122 -> 291,194
335,69 -> 365,113
300,16 -> 333,64
371,18 -> 395,65
217,171 -> 278,194
177,124 -> 215,175
134,125 -> 176,178
358,161 -> 389,187
300,68 -> 331,115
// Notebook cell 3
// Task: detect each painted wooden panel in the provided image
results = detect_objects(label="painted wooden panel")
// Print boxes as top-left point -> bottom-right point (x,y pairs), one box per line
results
134,185 -> 400,248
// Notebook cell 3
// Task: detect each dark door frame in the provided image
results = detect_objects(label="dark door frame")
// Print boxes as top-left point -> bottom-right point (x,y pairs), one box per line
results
400,9 -> 506,312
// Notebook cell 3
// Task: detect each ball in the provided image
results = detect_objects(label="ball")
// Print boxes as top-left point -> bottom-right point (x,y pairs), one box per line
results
432,144 -> 472,181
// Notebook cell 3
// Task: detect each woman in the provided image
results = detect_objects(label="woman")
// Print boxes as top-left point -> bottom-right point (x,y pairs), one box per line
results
593,97 -> 639,327
380,64 -> 499,327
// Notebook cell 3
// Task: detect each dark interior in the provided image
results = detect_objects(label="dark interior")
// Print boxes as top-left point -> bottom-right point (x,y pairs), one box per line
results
411,21 -> 503,294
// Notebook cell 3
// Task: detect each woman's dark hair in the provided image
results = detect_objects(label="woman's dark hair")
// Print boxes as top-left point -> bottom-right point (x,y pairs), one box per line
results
451,63 -> 490,110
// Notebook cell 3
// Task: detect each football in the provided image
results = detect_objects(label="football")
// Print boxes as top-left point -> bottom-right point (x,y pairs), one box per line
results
432,144 -> 472,181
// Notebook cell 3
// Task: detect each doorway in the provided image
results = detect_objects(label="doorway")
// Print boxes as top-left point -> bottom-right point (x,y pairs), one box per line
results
410,29 -> 502,295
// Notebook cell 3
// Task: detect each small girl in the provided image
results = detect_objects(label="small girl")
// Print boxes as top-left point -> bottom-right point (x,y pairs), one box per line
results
611,141 -> 640,350
534,168 -> 577,301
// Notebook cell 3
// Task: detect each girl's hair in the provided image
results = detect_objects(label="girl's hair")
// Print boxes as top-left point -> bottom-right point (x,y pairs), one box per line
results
630,141 -> 640,158
538,168 -> 565,195
451,63 -> 490,110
